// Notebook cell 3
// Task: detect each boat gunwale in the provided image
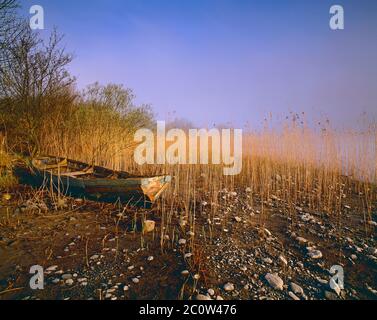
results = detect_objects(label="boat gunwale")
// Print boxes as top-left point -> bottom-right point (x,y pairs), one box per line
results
30,156 -> 171,184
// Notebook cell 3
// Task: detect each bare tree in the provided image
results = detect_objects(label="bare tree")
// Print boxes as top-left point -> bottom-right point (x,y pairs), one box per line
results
0,0 -> 76,153
0,0 -> 23,64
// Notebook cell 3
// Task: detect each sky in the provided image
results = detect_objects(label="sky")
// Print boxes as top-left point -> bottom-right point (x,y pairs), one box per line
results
20,0 -> 377,129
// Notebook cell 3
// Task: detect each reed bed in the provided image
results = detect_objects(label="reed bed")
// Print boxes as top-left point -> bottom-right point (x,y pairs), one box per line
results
30,120 -> 377,225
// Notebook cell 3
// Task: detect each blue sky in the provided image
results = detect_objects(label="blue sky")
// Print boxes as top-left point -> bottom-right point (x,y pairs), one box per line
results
21,0 -> 377,128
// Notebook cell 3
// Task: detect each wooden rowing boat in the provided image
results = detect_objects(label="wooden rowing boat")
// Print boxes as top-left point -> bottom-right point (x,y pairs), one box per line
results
13,156 -> 171,208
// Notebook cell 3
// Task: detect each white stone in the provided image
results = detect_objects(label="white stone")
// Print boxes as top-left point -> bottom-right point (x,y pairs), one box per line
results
263,257 -> 273,264
279,255 -> 288,266
178,239 -> 187,245
207,288 -> 215,296
307,249 -> 323,259
290,282 -> 304,295
289,291 -> 300,300
65,279 -> 74,286
223,282 -> 235,292
181,270 -> 189,276
46,265 -> 58,272
296,237 -> 308,245
265,273 -> 284,291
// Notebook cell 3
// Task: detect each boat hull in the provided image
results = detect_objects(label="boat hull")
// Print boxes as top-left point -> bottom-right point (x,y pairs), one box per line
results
13,157 -> 171,208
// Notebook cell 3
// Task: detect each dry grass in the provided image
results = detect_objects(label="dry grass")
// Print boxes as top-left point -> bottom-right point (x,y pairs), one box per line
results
1,119 -> 376,245
6,119 -> 371,251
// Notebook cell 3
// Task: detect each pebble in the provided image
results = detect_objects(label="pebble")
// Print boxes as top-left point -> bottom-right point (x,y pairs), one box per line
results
65,279 -> 74,286
279,255 -> 288,266
307,249 -> 323,259
223,282 -> 235,292
265,273 -> 284,291
234,216 -> 242,222
317,277 -> 328,285
290,282 -> 304,296
147,256 -> 154,261
46,265 -> 59,272
196,294 -> 212,300
288,291 -> 300,300
132,278 -> 140,284
181,270 -> 189,276
178,239 -> 187,245
325,290 -> 338,300
296,237 -> 308,245
263,257 -> 273,264
207,288 -> 215,296
62,274 -> 73,280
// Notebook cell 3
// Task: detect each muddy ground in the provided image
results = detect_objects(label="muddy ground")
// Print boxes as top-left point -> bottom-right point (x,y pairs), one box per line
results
0,185 -> 376,300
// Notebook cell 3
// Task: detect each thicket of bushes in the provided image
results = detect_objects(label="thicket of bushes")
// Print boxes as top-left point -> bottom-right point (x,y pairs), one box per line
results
0,0 -> 154,168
